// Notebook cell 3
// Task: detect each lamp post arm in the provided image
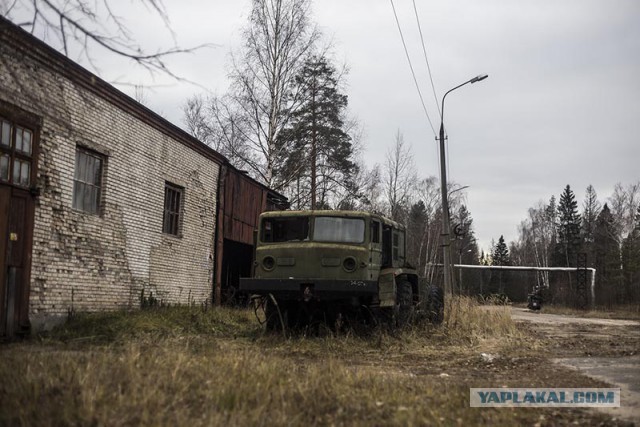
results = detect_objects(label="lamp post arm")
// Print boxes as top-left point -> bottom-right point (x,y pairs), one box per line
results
441,80 -> 471,124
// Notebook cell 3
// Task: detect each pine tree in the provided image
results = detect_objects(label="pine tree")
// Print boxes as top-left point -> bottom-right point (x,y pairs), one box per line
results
452,205 -> 479,293
453,205 -> 479,265
555,185 -> 582,267
581,184 -> 601,267
621,204 -> 640,303
582,185 -> 601,243
480,250 -> 487,266
490,235 -> 510,295
594,204 -> 622,305
275,55 -> 355,209
546,195 -> 558,234
491,235 -> 510,266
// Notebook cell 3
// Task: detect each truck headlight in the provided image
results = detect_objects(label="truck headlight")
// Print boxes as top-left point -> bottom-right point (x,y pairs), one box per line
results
343,257 -> 357,272
262,256 -> 275,271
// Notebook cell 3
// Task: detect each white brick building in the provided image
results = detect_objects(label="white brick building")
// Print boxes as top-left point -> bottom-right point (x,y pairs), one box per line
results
0,17 -> 283,336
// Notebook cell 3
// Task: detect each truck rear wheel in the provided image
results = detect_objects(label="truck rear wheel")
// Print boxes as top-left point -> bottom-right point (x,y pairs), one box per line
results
427,285 -> 444,324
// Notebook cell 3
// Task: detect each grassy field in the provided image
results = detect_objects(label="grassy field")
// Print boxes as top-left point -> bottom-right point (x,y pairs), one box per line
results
0,298 -> 626,426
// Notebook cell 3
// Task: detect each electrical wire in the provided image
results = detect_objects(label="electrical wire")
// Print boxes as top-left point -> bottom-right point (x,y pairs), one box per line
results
412,0 -> 441,119
389,0 -> 436,136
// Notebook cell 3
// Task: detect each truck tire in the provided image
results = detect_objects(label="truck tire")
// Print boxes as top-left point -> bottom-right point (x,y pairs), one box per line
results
427,285 -> 444,324
396,280 -> 414,327
265,297 -> 282,331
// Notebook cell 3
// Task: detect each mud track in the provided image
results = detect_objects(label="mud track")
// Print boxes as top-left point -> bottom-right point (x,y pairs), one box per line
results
511,307 -> 640,423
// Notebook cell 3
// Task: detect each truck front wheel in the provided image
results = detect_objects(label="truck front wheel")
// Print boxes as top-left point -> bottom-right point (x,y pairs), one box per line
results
396,280 -> 414,327
264,296 -> 283,331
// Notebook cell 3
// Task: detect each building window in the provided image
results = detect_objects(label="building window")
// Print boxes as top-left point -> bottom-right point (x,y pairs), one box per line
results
0,117 -> 34,187
163,182 -> 183,236
73,147 -> 104,215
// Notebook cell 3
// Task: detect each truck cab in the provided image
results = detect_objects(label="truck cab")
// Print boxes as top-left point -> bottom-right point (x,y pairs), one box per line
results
240,210 -> 430,328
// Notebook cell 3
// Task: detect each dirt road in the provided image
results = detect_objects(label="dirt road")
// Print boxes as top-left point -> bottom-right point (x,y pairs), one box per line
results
511,307 -> 640,327
511,307 -> 640,423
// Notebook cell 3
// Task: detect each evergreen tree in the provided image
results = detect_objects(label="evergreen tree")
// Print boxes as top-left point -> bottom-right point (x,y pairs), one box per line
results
621,204 -> 640,303
581,184 -> 601,266
453,205 -> 479,265
546,195 -> 558,235
555,185 -> 582,267
582,185 -> 601,242
491,235 -> 510,266
479,250 -> 488,266
545,196 -> 558,265
276,55 -> 355,209
452,205 -> 479,293
622,229 -> 640,303
593,204 -> 622,305
490,235 -> 510,295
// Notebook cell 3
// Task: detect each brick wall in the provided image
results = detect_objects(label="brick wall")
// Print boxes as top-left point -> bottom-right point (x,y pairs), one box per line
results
0,26 -> 220,330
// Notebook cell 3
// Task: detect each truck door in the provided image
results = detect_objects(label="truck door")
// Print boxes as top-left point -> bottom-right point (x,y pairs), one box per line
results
368,219 -> 382,280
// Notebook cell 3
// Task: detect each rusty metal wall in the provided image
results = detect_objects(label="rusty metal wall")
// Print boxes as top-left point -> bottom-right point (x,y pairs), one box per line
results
214,167 -> 288,303
222,170 -> 267,245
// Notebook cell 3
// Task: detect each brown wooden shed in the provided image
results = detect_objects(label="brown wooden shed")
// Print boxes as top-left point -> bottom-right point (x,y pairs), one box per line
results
214,165 -> 288,304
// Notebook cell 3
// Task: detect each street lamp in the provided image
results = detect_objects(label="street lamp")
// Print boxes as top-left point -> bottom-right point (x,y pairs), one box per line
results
439,74 -> 488,296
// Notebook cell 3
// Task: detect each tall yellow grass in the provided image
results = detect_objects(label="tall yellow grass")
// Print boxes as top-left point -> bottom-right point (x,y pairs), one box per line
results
444,296 -> 521,341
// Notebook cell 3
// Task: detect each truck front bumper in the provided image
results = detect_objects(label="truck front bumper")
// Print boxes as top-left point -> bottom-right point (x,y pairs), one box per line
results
239,278 -> 378,301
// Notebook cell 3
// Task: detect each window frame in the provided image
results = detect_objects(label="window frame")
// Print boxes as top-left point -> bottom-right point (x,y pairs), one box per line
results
392,230 -> 406,261
370,220 -> 381,244
163,182 -> 184,237
0,116 -> 36,189
312,216 -> 366,244
72,146 -> 105,216
260,216 -> 310,243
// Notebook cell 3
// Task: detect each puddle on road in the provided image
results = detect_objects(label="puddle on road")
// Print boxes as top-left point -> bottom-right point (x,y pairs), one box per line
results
554,356 -> 640,423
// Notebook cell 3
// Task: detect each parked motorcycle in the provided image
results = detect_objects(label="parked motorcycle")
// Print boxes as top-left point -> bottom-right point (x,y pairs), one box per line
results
527,286 -> 544,310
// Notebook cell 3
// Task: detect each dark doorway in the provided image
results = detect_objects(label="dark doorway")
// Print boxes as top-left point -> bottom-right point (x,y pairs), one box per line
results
1,113 -> 38,338
221,239 -> 254,306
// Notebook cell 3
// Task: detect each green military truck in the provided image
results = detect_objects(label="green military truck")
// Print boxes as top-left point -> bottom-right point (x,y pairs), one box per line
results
239,210 -> 444,330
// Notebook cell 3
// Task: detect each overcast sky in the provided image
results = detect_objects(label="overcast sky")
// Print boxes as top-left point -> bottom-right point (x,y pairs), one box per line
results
9,0 -> 640,250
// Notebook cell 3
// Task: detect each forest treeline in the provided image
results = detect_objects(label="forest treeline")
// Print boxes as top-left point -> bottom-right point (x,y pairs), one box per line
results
504,183 -> 640,307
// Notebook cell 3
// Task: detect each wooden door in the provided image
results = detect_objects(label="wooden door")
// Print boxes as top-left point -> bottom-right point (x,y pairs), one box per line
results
0,113 -> 38,338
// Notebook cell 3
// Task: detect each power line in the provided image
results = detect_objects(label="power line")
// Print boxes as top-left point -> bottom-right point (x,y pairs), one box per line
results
412,0 -> 441,119
389,0 -> 436,136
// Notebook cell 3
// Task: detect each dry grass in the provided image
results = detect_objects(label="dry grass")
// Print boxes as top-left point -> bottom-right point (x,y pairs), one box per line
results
0,299 -> 617,426
445,296 -> 521,343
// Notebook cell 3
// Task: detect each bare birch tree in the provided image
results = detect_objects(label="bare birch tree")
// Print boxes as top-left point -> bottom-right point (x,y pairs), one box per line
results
609,182 -> 640,238
414,176 -> 442,282
385,130 -> 416,221
183,94 -> 255,169
223,0 -> 319,187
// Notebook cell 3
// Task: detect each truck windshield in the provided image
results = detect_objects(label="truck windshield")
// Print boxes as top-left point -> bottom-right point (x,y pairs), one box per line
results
313,217 -> 365,243
261,217 -> 310,242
